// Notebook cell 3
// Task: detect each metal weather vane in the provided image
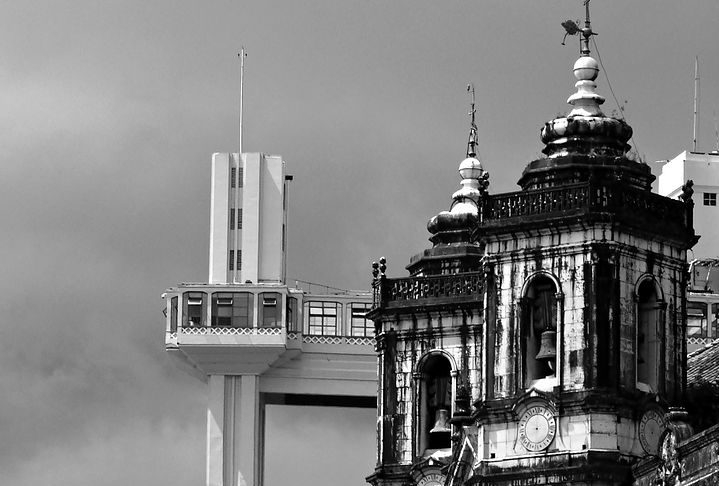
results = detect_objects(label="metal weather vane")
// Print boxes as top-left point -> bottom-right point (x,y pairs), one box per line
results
561,0 -> 597,55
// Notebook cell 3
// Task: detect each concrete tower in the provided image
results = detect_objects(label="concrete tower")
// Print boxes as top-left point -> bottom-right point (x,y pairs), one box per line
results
209,152 -> 289,285
164,152 -> 375,486
368,6 -> 696,486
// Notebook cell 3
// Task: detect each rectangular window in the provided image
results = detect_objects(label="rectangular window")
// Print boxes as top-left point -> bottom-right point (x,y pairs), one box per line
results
238,167 -> 244,188
229,250 -> 235,271
687,301 -> 708,337
237,209 -> 242,230
286,297 -> 298,332
170,296 -> 178,333
307,301 -> 339,336
183,292 -> 207,327
704,193 -> 717,206
350,303 -> 373,337
231,167 -> 237,188
229,209 -> 235,230
237,250 -> 242,271
260,293 -> 281,328
212,292 -> 253,328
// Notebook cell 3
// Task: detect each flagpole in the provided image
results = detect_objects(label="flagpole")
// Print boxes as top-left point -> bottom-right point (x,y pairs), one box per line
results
239,47 -> 246,156
693,55 -> 699,152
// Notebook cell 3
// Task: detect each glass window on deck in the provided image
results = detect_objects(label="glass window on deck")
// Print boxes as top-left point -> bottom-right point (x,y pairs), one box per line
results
350,303 -> 373,337
307,302 -> 339,336
687,301 -> 708,338
212,292 -> 253,328
260,293 -> 281,328
183,292 -> 207,327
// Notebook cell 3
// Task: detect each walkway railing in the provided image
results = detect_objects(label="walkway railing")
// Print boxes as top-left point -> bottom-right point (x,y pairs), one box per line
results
482,181 -> 690,232
373,272 -> 484,310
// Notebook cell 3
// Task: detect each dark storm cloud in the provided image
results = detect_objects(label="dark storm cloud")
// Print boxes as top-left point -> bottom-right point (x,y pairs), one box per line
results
1,1 -> 718,485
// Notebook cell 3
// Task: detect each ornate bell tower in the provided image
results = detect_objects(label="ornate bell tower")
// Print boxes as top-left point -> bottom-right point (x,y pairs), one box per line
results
367,85 -> 489,486
367,3 -> 696,485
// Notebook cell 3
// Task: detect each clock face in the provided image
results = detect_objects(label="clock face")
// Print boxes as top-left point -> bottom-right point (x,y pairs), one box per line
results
518,406 -> 556,452
639,410 -> 665,454
417,473 -> 444,486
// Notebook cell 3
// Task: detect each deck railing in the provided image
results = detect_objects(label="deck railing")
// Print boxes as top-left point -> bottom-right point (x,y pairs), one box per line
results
373,272 -> 484,309
482,181 -> 689,229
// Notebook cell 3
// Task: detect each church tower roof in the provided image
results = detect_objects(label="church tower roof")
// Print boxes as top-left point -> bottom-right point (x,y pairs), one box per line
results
406,86 -> 488,276
518,1 -> 652,191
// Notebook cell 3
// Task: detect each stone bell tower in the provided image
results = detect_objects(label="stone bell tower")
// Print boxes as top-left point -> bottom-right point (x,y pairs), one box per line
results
367,85 -> 490,486
367,4 -> 696,485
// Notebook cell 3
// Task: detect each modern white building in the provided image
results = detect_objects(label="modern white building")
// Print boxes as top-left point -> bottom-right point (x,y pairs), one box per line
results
164,152 -> 376,486
657,150 -> 719,260
657,150 -> 719,352
209,152 -> 288,285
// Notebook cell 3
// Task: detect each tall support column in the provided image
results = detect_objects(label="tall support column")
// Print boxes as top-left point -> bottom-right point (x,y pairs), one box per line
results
236,375 -> 262,486
206,375 -> 263,486
207,375 -> 226,486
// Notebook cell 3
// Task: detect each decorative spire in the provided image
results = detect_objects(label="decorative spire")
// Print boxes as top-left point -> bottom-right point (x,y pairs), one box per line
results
466,84 -> 478,158
427,87 -> 489,245
539,0 -> 632,158
580,0 -> 596,57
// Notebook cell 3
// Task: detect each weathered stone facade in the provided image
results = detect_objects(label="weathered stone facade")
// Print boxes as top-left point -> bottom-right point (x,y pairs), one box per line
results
366,9 -> 698,486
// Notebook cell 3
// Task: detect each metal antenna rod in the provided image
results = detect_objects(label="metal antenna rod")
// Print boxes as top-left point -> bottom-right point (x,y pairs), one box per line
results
239,47 -> 247,155
714,109 -> 718,153
693,55 -> 700,152
466,83 -> 478,157
581,0 -> 594,56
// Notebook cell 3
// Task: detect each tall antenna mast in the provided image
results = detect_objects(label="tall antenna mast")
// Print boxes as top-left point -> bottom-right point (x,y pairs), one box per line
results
714,109 -> 718,153
693,55 -> 700,152
238,47 -> 247,155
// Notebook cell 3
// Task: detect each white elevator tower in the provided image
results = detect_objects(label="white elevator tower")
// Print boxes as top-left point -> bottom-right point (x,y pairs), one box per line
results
164,152 -> 376,486
209,152 -> 288,285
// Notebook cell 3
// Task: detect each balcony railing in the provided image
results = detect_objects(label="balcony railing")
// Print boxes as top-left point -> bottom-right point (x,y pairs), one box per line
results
482,181 -> 691,235
373,272 -> 484,310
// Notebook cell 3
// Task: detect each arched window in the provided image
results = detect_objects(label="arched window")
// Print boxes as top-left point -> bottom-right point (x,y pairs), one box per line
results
637,280 -> 660,391
418,354 -> 453,452
522,276 -> 559,388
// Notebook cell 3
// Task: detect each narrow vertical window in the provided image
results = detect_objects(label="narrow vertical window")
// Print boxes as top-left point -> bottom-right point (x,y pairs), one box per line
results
231,167 -> 237,188
229,209 -> 235,230
229,250 -> 235,271
170,296 -> 178,333
637,281 -> 660,391
523,276 -> 558,387
238,167 -> 244,188
237,250 -> 242,271
237,209 -> 242,229
419,355 -> 452,451
286,297 -> 298,332
350,303 -> 373,337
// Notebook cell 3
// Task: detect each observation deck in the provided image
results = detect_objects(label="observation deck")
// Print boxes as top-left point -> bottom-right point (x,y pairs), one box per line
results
163,283 -> 376,396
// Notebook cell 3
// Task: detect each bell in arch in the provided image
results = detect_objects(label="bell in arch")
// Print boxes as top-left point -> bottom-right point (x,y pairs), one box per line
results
429,408 -> 451,435
535,330 -> 557,370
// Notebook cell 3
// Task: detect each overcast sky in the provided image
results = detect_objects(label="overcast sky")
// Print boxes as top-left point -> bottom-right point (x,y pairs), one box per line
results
2,1 -> 718,485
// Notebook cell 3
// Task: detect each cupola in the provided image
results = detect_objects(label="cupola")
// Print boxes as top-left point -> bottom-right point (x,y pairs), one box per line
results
518,6 -> 654,191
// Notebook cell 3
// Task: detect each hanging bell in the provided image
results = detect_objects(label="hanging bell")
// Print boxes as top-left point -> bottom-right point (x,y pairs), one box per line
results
429,409 -> 451,435
535,330 -> 557,365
